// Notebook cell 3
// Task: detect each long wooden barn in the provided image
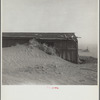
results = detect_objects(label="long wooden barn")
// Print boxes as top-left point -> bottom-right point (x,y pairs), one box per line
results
2,32 -> 78,63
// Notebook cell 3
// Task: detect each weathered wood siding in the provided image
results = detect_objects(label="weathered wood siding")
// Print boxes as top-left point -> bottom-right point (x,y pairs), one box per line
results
2,37 -> 32,47
54,40 -> 78,63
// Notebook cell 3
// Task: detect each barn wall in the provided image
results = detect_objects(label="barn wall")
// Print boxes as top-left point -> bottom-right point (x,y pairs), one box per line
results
2,37 -> 32,47
54,40 -> 78,63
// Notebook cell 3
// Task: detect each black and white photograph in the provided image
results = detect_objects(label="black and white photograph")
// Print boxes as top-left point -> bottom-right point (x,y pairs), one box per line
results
2,0 -> 98,85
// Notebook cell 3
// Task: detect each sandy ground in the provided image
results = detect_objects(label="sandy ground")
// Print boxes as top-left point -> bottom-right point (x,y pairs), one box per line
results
2,45 -> 97,85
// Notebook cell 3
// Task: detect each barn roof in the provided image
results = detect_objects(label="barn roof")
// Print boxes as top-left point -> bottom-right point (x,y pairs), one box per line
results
2,32 -> 77,41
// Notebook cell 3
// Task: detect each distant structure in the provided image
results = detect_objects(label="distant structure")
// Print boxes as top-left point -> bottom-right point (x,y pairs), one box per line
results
2,32 -> 78,63
82,47 -> 89,52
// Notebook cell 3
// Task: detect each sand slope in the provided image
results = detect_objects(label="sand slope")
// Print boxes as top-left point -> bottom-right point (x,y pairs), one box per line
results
2,45 -> 97,85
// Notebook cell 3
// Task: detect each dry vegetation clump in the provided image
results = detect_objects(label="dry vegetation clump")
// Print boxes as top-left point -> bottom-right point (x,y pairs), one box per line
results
28,38 -> 57,55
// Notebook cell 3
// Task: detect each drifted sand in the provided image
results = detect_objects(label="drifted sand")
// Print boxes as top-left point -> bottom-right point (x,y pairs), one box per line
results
2,45 -> 97,85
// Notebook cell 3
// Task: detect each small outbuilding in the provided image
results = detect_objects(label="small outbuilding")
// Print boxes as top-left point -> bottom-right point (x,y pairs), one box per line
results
2,32 -> 78,63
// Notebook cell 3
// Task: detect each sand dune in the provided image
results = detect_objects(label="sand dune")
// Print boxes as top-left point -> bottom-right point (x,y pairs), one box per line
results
2,44 -> 97,85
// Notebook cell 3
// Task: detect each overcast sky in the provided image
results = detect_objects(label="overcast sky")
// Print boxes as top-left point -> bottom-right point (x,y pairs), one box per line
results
2,0 -> 98,46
